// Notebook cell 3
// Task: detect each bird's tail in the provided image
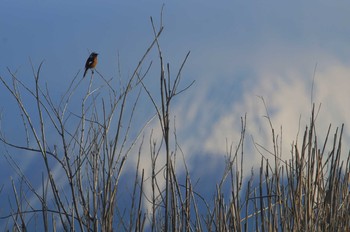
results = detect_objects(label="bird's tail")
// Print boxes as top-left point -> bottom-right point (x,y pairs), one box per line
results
83,68 -> 88,77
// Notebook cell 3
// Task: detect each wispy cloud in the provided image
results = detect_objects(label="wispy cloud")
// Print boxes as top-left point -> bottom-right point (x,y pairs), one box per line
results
174,51 -> 350,177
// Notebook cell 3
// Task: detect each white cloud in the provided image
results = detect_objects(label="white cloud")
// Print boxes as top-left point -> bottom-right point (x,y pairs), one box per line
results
173,51 -> 350,177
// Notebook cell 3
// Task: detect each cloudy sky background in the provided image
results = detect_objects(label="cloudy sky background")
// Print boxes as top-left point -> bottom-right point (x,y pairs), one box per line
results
1,0 -> 350,228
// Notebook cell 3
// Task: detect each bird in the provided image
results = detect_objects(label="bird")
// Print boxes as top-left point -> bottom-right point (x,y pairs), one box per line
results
83,52 -> 98,77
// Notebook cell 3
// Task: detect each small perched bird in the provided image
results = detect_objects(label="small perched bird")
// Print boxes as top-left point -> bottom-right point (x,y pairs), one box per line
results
83,52 -> 98,77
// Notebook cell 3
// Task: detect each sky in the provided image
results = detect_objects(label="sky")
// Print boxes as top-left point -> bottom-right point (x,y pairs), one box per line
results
1,0 -> 350,229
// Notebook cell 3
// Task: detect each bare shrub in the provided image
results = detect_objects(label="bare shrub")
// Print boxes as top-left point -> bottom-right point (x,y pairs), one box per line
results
0,16 -> 349,232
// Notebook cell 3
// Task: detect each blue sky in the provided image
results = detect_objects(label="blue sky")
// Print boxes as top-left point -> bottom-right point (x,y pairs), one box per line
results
2,0 -> 350,228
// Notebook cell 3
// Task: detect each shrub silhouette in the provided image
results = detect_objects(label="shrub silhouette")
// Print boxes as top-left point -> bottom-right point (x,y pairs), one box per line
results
0,18 -> 349,232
